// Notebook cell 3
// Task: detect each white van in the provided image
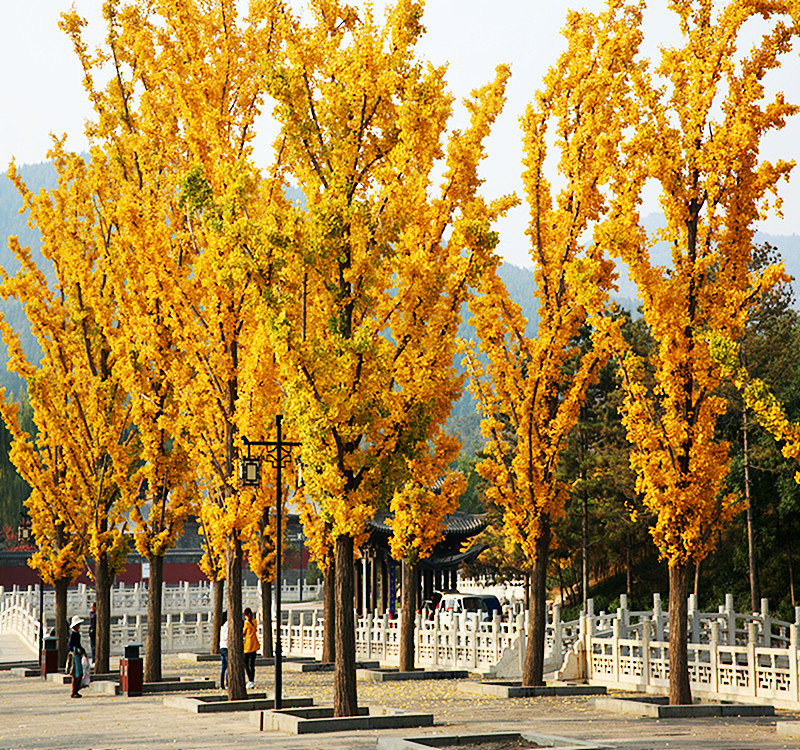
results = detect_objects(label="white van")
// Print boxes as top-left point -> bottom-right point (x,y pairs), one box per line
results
436,593 -> 489,622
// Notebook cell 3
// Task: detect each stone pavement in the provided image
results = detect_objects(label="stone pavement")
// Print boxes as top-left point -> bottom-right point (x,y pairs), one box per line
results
3,655 -> 800,750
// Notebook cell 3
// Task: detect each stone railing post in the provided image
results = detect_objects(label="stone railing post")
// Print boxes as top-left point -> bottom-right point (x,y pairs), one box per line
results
414,612 -> 422,666
552,602 -> 562,655
688,593 -> 699,644
747,622 -> 758,701
469,614 -> 478,670
653,593 -> 665,642
287,610 -> 295,656
165,613 -> 174,652
616,597 -> 628,640
619,593 -> 629,629
612,618 -> 621,684
316,609 -> 324,659
579,612 -> 590,680
709,621 -> 720,695
790,624 -> 800,704
492,612 -> 501,664
725,593 -> 736,645
381,612 -> 390,663
641,618 -> 651,690
516,611 -> 526,673
761,598 -> 771,647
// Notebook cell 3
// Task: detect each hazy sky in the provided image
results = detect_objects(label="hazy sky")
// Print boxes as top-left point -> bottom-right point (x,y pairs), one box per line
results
2,1 -> 799,268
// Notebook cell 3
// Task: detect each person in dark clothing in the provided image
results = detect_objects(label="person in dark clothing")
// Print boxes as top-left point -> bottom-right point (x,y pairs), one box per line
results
68,615 -> 87,698
88,602 -> 96,663
219,611 -> 229,690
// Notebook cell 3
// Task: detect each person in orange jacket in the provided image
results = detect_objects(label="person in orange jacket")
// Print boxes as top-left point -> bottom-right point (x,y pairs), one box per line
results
243,607 -> 260,689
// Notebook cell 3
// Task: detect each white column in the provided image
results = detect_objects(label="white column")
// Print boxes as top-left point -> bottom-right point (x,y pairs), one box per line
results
709,621 -> 719,696
747,622 -> 758,701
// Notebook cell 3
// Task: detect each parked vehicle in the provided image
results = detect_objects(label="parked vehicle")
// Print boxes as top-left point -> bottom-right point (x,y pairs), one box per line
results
480,594 -> 503,617
436,593 -> 489,620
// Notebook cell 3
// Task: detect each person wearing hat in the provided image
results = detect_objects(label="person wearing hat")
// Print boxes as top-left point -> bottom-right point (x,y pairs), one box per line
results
68,615 -> 87,698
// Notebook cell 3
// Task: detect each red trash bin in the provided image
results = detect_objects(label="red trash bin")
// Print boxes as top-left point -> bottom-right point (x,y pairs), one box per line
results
41,636 -> 58,677
119,643 -> 143,696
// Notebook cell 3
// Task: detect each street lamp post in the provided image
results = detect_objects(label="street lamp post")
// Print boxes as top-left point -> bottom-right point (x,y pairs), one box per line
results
240,414 -> 300,710
17,511 -> 43,678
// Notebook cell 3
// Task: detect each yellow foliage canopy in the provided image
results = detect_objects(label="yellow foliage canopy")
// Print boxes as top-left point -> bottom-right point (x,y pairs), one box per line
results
467,0 -> 639,566
261,0 -> 515,556
604,0 -> 800,568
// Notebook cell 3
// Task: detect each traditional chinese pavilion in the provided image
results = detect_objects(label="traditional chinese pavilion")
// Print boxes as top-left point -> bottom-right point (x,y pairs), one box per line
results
356,511 -> 487,615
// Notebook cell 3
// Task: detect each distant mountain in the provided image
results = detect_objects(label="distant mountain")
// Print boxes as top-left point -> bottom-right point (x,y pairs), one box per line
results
613,213 -> 800,306
2,163 -> 797,449
0,162 -> 55,395
0,160 -> 58,278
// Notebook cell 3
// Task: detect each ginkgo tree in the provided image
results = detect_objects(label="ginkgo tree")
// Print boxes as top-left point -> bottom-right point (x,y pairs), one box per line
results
387,437 -> 465,672
0,321 -> 86,668
2,154 -> 137,676
260,0 -> 514,716
177,162 -> 289,701
56,0 -> 272,683
603,0 -> 800,705
57,0 -> 285,697
465,0 -> 640,687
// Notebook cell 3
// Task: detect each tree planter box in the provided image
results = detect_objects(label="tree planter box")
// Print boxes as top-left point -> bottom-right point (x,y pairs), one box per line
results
178,652 -> 274,666
164,692 -> 313,713
179,652 -> 222,662
458,681 -> 606,698
359,667 -> 469,682
46,671 -> 135,685
376,731 -> 611,749
593,696 -> 775,718
285,659 -> 380,673
251,705 -> 434,733
3,660 -> 38,672
94,676 -> 215,695
11,666 -> 40,677
777,722 -> 800,738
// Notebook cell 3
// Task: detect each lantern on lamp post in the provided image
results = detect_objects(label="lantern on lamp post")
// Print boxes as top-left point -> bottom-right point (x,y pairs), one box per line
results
18,509 -> 44,678
239,415 -> 300,710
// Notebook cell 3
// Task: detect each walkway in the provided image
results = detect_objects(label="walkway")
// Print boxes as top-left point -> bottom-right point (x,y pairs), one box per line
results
0,631 -> 36,665
2,655 -> 800,749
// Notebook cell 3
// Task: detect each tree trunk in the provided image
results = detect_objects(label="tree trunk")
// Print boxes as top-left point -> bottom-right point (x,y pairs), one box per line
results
581,491 -> 589,611
399,560 -> 416,672
144,554 -> 164,683
226,537 -> 246,700
54,578 -> 69,669
668,562 -> 692,705
94,552 -> 112,675
261,579 -> 274,659
322,565 -> 336,663
788,536 -> 796,608
744,406 -> 760,612
333,535 -> 357,716
211,578 -> 224,654
693,559 -> 700,601
522,524 -> 551,687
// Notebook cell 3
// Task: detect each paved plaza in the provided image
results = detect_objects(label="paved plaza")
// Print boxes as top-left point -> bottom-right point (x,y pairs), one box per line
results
2,646 -> 800,750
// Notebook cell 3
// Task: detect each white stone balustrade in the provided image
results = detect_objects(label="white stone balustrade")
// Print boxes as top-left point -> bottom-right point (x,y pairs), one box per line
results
0,593 -> 40,653
586,609 -> 800,709
0,580 -> 322,619
280,607 -> 552,674
6,579 -> 800,708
